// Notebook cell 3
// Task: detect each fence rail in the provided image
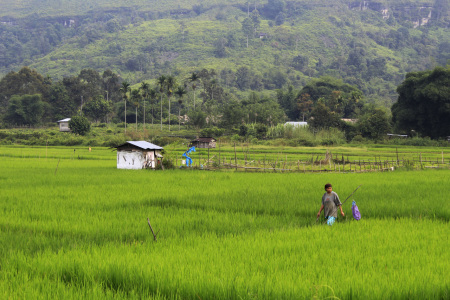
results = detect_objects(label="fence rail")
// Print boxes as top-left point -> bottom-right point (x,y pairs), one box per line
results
175,146 -> 449,173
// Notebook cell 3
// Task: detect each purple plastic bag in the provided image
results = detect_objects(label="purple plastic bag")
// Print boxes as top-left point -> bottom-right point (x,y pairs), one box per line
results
352,200 -> 361,220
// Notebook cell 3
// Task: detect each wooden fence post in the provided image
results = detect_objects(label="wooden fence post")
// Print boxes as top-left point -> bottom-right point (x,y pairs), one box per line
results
420,152 -> 422,168
396,147 -> 399,166
234,142 -> 237,171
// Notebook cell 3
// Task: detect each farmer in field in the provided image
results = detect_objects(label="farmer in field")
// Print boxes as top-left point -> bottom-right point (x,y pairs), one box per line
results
316,183 -> 345,221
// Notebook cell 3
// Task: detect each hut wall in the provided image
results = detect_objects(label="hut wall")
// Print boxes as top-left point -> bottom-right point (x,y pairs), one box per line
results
192,141 -> 216,148
117,149 -> 161,169
117,150 -> 146,169
59,122 -> 70,132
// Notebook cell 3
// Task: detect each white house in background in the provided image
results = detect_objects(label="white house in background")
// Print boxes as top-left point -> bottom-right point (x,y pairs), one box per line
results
285,121 -> 308,127
116,141 -> 163,170
57,118 -> 71,132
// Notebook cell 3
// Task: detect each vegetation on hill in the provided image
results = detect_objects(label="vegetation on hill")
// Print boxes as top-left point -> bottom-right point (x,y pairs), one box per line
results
0,0 -> 448,107
0,64 -> 449,145
0,1 -> 448,145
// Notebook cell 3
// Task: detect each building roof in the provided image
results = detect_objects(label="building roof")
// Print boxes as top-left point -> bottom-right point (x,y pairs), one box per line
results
341,118 -> 358,123
57,118 -> 71,123
387,134 -> 408,137
285,121 -> 307,126
191,137 -> 216,143
116,141 -> 163,150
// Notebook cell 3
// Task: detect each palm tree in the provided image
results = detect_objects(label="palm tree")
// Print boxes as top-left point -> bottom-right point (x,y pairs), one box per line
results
165,75 -> 176,132
209,78 -> 218,102
119,81 -> 130,133
157,75 -> 166,130
148,88 -> 157,128
140,82 -> 150,130
188,72 -> 199,110
131,89 -> 141,131
175,86 -> 187,131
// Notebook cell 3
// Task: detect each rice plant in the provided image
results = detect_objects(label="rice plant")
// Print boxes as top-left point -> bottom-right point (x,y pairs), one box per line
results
0,150 -> 449,299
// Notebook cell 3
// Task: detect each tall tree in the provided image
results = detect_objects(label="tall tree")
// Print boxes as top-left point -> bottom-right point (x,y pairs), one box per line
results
140,82 -> 150,129
276,86 -> 298,120
102,69 -> 120,103
0,67 -> 50,114
221,99 -> 244,128
48,82 -> 75,120
165,75 -> 176,131
119,81 -> 130,132
296,93 -> 313,121
188,72 -> 200,110
392,67 -> 450,138
148,88 -> 157,128
357,108 -> 391,141
83,95 -> 111,123
309,101 -> 341,130
78,69 -> 103,100
5,94 -> 45,126
241,18 -> 253,48
130,89 -> 141,131
157,75 -> 166,130
250,9 -> 261,35
175,86 -> 187,130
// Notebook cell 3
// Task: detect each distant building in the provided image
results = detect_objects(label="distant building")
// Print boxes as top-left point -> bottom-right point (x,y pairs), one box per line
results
285,121 -> 307,127
341,118 -> 358,124
387,133 -> 408,139
190,137 -> 216,148
116,141 -> 163,170
57,118 -> 71,132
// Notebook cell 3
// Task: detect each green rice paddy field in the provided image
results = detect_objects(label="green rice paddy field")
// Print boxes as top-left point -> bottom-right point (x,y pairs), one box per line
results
0,146 -> 449,299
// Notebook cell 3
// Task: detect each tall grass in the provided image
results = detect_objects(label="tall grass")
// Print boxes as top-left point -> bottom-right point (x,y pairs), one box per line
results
0,154 -> 449,299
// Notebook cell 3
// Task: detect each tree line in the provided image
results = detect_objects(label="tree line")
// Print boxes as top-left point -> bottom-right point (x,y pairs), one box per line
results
0,66 -> 448,141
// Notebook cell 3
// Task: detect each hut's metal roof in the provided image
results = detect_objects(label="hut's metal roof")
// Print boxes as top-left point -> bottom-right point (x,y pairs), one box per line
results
57,118 -> 71,123
117,141 -> 163,150
285,121 -> 307,127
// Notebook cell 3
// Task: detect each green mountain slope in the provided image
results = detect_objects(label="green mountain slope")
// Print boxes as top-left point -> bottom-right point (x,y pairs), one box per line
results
1,0 -> 448,107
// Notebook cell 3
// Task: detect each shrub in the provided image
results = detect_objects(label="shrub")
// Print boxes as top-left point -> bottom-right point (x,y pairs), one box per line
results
230,134 -> 240,143
103,136 -> 127,148
351,135 -> 367,144
255,123 -> 268,139
152,136 -> 186,147
201,127 -> 225,138
162,157 -> 175,169
69,115 -> 91,136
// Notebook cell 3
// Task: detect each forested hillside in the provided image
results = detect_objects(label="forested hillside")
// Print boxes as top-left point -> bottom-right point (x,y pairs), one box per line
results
0,0 -> 449,141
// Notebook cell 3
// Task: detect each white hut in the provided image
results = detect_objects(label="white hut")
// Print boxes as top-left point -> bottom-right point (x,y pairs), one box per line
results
285,121 -> 307,127
189,137 -> 217,148
57,118 -> 71,132
116,141 -> 163,170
